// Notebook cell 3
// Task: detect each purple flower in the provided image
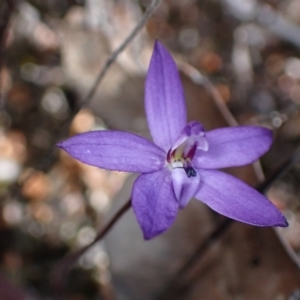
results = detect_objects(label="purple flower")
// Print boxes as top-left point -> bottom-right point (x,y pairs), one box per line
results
58,41 -> 287,239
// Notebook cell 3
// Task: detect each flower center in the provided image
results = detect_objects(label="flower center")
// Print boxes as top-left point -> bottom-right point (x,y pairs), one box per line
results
166,121 -> 209,178
167,142 -> 197,178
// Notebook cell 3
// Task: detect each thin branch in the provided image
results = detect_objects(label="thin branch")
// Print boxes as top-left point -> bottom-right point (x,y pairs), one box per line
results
178,61 -> 238,127
156,218 -> 233,300
42,0 -> 162,171
222,0 -> 300,48
78,0 -> 162,111
8,0 -> 162,203
51,199 -> 132,294
178,61 -> 266,182
157,145 -> 300,300
256,147 -> 300,194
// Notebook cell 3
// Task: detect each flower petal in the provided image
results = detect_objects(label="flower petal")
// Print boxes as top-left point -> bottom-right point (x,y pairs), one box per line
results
194,126 -> 273,169
145,41 -> 187,151
132,169 -> 179,239
171,121 -> 209,157
171,168 -> 201,208
195,170 -> 287,227
58,130 -> 165,173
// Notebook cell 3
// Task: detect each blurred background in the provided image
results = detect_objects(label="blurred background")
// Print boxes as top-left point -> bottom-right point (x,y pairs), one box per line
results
1,0 -> 300,299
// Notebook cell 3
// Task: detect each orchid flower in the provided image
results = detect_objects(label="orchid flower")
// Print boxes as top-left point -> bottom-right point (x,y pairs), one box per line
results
58,41 -> 287,240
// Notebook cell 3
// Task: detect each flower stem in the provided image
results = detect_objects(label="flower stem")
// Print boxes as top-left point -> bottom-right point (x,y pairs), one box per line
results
51,199 -> 132,295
